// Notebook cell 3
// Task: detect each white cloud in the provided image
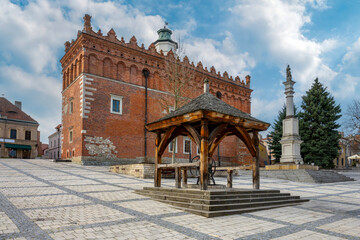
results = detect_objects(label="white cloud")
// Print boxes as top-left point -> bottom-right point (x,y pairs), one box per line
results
0,0 -> 166,142
230,0 -> 338,91
342,37 -> 360,65
252,96 -> 285,121
0,0 -> 76,73
0,65 -> 62,143
333,74 -> 360,100
61,0 -> 164,46
183,32 -> 256,78
0,65 -> 61,98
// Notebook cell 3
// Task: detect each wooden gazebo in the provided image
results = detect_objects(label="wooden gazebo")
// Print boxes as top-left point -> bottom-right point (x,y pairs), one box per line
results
146,81 -> 270,190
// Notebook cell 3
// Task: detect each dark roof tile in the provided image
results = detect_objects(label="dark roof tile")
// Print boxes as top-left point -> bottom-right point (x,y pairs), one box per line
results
152,93 -> 267,125
0,97 -> 38,124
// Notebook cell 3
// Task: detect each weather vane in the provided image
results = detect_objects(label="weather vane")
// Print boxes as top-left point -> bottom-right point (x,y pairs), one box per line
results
165,22 -> 168,28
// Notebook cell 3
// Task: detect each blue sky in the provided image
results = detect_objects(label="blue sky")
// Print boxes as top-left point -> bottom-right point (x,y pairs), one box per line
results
1,0 -> 360,142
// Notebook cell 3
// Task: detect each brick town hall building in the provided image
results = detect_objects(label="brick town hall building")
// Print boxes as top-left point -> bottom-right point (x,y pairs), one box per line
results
61,14 -> 255,165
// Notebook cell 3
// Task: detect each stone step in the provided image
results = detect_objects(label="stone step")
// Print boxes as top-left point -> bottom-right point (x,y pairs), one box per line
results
143,187 -> 281,195
248,169 -> 355,183
142,192 -> 300,205
173,202 -> 304,218
157,198 -> 308,212
135,187 -> 308,217
136,189 -> 291,201
143,187 -> 280,196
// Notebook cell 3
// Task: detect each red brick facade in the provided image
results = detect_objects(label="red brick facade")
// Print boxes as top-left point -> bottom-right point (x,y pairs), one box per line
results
60,15 -> 253,165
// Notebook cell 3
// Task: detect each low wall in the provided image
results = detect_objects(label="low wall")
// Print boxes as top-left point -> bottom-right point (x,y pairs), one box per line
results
110,163 -> 155,179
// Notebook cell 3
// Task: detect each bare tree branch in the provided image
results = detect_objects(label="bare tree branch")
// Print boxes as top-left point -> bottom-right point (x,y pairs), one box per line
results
345,99 -> 360,134
159,44 -> 196,163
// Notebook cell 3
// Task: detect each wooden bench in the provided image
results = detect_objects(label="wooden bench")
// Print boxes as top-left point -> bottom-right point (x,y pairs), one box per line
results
158,162 -> 199,188
216,165 -> 253,188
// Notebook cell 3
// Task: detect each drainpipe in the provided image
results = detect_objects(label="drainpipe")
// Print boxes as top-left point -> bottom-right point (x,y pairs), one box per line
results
143,69 -> 150,163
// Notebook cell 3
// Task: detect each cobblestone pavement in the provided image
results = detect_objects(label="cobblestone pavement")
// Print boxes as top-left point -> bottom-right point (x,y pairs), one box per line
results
1,159 -> 360,240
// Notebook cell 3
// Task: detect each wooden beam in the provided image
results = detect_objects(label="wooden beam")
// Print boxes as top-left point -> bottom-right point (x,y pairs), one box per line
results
154,132 -> 162,187
146,111 -> 204,132
146,110 -> 270,133
208,123 -> 228,146
204,111 -> 270,131
252,131 -> 260,190
233,125 -> 257,157
158,126 -> 177,157
183,124 -> 201,146
182,168 -> 187,187
175,167 -> 181,188
158,127 -> 189,156
216,165 -> 252,171
200,119 -> 209,190
227,169 -> 233,188
157,162 -> 199,169
209,132 -> 229,157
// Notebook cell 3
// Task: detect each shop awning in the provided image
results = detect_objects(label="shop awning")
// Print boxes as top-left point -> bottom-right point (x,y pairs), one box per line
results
5,143 -> 31,150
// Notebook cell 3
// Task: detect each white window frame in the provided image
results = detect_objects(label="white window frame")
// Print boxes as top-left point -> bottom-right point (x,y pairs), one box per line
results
183,137 -> 191,154
168,138 -> 178,153
111,95 -> 123,115
196,145 -> 200,155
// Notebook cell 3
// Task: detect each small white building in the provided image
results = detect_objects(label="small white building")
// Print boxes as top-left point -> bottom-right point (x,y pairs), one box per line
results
48,124 -> 62,159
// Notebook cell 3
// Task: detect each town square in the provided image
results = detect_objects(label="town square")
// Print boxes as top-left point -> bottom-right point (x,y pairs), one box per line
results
1,158 -> 360,239
1,0 -> 360,239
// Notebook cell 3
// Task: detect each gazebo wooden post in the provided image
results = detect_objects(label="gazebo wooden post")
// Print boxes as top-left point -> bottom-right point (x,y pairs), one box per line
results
200,119 -> 209,190
154,132 -> 162,187
252,131 -> 260,189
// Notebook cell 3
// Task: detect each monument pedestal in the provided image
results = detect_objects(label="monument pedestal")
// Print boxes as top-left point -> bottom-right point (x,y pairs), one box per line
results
280,118 -> 303,164
265,164 -> 319,171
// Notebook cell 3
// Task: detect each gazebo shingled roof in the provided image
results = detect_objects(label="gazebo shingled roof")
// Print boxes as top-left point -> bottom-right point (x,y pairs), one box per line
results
151,92 -> 267,125
146,81 -> 270,190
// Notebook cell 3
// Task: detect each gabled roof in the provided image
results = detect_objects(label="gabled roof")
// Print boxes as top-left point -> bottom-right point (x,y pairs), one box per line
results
153,92 -> 267,125
0,97 -> 38,124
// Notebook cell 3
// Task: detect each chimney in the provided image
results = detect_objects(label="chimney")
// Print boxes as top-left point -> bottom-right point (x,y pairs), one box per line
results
15,101 -> 22,110
204,78 -> 209,93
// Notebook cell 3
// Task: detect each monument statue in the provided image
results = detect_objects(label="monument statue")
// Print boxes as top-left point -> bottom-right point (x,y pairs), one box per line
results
280,65 -> 303,164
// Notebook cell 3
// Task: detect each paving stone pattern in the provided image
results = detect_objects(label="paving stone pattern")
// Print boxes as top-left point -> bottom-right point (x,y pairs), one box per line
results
1,159 -> 360,240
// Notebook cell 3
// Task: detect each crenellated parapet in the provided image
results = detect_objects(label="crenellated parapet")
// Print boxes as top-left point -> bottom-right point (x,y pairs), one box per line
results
62,14 -> 251,91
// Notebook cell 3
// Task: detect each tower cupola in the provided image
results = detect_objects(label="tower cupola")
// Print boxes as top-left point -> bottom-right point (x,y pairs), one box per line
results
154,23 -> 178,55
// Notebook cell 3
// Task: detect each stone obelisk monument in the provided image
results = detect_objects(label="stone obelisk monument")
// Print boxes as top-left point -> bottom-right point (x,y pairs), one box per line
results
280,65 -> 303,164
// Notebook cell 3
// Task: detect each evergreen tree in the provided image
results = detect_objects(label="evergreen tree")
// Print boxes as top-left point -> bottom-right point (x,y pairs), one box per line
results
269,105 -> 286,163
299,78 -> 341,168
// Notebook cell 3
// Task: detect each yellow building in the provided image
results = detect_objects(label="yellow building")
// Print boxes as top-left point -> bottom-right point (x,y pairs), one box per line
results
0,97 -> 39,158
333,141 -> 346,168
259,142 -> 270,167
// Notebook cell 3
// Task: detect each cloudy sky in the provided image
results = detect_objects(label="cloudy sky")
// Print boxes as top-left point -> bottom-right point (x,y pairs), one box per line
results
1,0 -> 360,142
